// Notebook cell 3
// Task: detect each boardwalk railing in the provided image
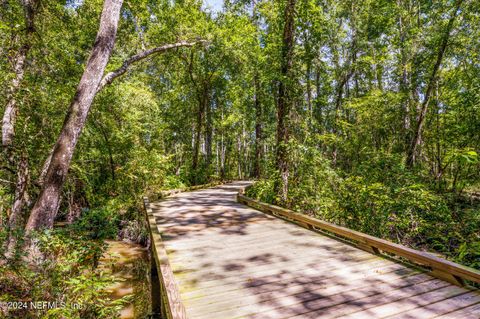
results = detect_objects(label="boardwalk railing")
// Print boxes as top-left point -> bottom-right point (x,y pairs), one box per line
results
143,181 -> 480,318
143,181 -> 229,319
237,188 -> 480,288
148,180 -> 231,201
144,196 -> 187,319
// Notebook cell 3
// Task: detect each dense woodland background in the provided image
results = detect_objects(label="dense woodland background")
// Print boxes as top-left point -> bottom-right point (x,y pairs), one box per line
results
1,0 -> 479,317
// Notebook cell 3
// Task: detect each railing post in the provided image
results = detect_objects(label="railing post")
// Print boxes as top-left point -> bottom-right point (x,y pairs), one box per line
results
430,269 -> 465,287
236,189 -> 480,287
150,245 -> 163,318
356,242 -> 380,255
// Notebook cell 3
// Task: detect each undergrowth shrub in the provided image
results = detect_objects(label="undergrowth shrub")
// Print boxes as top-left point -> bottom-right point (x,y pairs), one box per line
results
247,151 -> 480,271
71,208 -> 118,241
0,228 -> 128,319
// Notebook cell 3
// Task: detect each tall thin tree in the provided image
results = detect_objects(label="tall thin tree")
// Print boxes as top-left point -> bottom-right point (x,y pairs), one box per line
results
406,0 -> 464,167
274,0 -> 297,204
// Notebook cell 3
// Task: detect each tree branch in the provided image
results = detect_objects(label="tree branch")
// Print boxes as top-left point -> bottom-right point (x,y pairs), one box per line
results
97,40 -> 208,93
0,178 -> 15,185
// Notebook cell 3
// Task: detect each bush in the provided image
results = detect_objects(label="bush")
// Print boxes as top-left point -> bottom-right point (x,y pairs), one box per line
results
71,208 -> 118,241
246,178 -> 276,203
0,229 -> 128,319
246,150 -> 480,271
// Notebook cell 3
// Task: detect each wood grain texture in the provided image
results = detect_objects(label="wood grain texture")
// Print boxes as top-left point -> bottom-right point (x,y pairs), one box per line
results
237,193 -> 480,285
148,181 -> 480,319
144,196 -> 187,319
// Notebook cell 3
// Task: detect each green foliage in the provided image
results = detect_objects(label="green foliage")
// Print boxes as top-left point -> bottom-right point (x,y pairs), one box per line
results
1,0 -> 480,312
71,208 -> 118,241
0,229 -> 128,319
246,179 -> 276,203
44,272 -> 128,319
248,149 -> 480,270
288,145 -> 341,217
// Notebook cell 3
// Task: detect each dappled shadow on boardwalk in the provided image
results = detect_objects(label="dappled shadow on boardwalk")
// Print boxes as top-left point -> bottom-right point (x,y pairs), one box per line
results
152,182 -> 270,239
150,182 -> 480,319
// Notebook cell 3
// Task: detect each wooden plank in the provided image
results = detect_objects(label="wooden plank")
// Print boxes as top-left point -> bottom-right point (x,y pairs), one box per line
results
390,291 -> 480,318
435,301 -> 480,319
173,245 -> 388,281
154,181 -> 228,199
161,227 -> 328,252
176,256 -> 393,297
325,284 -> 467,319
186,272 -> 433,316
143,197 -> 187,319
168,236 -> 369,267
170,250 -> 376,278
245,279 -> 452,319
182,258 -> 406,300
238,194 -> 480,285
146,182 -> 480,319
181,263 -> 417,302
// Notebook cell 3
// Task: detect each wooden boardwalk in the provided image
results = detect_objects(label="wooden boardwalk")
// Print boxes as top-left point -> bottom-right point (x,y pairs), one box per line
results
148,181 -> 480,319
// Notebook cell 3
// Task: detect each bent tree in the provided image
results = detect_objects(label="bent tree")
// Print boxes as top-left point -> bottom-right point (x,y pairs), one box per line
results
25,0 -> 205,231
25,0 -> 124,231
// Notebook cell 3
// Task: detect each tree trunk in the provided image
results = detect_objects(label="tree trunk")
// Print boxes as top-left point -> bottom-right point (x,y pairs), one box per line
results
2,2 -> 37,233
253,73 -> 262,178
305,42 -> 313,127
25,0 -> 123,232
237,136 -> 242,178
4,153 -> 30,258
332,80 -> 342,166
220,106 -> 226,179
2,46 -> 27,149
94,120 -> 116,182
406,0 -> 463,168
274,0 -> 296,205
314,67 -> 323,133
8,153 -> 30,229
397,0 -> 411,149
2,0 -> 38,150
205,93 -> 213,170
191,88 -> 207,183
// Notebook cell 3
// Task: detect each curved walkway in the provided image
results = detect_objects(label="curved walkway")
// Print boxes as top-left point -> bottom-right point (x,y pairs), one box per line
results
149,181 -> 480,318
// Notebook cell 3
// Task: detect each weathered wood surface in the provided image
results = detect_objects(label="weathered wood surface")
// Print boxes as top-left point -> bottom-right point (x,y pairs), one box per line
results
149,181 -> 480,319
144,196 -> 187,319
237,193 -> 480,286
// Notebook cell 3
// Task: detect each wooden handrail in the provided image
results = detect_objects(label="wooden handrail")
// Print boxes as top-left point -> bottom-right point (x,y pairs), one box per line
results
237,193 -> 480,287
151,180 -> 231,200
142,181 -> 231,318
143,197 -> 187,319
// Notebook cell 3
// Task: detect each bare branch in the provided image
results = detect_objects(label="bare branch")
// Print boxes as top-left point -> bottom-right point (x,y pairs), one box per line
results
97,40 -> 208,93
0,178 -> 14,185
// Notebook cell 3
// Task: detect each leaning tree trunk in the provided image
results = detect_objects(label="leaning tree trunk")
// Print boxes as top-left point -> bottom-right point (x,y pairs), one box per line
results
406,0 -> 463,168
25,0 -> 124,232
274,0 -> 296,205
